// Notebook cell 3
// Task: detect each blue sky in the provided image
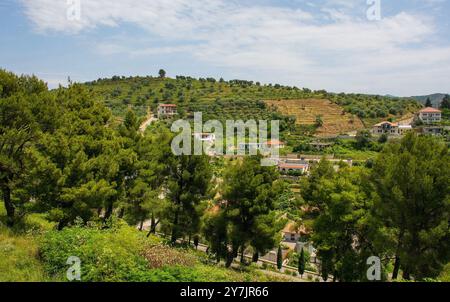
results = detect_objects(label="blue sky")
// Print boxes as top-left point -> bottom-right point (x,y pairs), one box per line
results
1,0 -> 449,96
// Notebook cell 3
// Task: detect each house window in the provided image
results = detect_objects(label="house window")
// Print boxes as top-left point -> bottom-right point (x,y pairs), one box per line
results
290,234 -> 295,241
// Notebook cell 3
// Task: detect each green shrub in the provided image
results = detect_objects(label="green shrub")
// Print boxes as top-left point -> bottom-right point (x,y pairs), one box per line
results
39,223 -> 159,282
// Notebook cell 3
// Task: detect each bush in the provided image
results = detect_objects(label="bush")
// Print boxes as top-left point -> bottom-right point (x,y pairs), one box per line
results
39,223 -> 159,281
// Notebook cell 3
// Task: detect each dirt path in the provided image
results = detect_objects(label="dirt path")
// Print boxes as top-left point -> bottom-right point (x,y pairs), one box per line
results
139,110 -> 158,133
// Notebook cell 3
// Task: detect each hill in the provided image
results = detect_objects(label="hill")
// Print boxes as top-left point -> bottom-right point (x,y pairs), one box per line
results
0,206 -> 297,282
79,75 -> 422,135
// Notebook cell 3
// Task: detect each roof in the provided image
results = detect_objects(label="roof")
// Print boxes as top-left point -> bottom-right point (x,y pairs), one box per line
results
279,163 -> 308,169
374,121 -> 398,127
265,139 -> 285,146
420,107 -> 441,113
159,104 -> 177,107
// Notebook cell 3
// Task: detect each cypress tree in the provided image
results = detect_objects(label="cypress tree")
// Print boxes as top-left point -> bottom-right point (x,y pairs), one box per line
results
277,246 -> 283,270
299,248 -> 306,277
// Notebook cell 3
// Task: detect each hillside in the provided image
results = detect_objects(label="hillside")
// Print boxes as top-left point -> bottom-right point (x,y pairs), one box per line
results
81,75 -> 421,132
0,204 -> 297,282
266,99 -> 365,137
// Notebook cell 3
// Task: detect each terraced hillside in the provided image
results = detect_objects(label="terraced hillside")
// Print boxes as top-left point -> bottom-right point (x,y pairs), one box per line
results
266,99 -> 365,137
80,76 -> 420,125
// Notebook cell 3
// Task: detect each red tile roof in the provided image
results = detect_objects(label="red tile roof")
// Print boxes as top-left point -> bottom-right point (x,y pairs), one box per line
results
279,163 -> 308,169
420,107 -> 441,113
266,139 -> 285,146
159,104 -> 177,107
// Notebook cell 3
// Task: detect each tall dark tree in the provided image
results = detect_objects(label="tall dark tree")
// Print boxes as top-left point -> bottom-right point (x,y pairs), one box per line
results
158,69 -> 166,79
309,165 -> 385,282
221,155 -> 285,264
28,84 -> 120,229
299,248 -> 306,277
372,133 -> 450,280
425,97 -> 433,108
0,70 -> 49,226
440,94 -> 450,110
166,153 -> 212,244
277,245 -> 283,270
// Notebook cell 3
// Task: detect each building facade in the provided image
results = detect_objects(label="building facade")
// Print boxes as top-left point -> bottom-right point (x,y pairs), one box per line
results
157,104 -> 177,118
418,107 -> 442,124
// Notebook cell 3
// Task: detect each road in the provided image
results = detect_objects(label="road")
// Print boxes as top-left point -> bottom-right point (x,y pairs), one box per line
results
139,111 -> 158,133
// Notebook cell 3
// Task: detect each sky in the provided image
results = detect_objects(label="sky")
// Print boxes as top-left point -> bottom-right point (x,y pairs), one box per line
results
0,0 -> 449,96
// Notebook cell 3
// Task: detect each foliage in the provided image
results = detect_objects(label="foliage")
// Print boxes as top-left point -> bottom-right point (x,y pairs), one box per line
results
372,133 -> 450,280
0,226 -> 54,282
39,222 -> 160,281
298,248 -> 306,277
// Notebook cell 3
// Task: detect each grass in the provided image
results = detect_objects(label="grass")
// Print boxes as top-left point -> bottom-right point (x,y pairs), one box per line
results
0,226 -> 55,282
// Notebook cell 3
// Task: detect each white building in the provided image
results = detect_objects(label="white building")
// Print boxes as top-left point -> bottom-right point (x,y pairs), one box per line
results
157,104 -> 177,118
418,107 -> 442,124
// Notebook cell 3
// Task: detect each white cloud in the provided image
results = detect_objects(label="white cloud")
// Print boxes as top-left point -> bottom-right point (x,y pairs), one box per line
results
19,0 -> 450,95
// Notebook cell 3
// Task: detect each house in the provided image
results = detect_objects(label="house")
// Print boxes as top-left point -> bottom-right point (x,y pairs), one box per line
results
157,104 -> 177,118
398,124 -> 413,135
265,139 -> 286,149
282,221 -> 304,243
418,107 -> 442,124
278,161 -> 310,175
193,133 -> 216,143
372,121 -> 400,136
420,126 -> 444,136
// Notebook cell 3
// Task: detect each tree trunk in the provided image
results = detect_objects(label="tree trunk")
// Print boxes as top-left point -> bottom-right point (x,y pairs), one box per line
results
171,210 -> 179,244
240,245 -> 246,264
392,256 -> 401,280
104,201 -> 113,222
403,270 -> 411,280
392,229 -> 405,280
139,219 -> 144,231
146,214 -> 159,238
252,252 -> 259,263
2,186 -> 15,227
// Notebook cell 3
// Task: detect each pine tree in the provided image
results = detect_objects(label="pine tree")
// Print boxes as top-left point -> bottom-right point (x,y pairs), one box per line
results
0,70 -> 49,226
220,155 -> 285,264
425,97 -> 433,108
372,133 -> 450,280
440,94 -> 450,109
166,153 -> 212,244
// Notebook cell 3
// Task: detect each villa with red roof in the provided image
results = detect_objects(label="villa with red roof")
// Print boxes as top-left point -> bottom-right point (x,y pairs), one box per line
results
157,104 -> 177,118
418,107 -> 442,124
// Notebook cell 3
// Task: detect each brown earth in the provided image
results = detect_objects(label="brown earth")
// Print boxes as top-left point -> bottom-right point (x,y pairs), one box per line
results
265,99 -> 365,137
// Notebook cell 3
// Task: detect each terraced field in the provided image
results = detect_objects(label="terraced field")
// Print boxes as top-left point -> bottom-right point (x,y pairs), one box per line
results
266,99 -> 365,137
